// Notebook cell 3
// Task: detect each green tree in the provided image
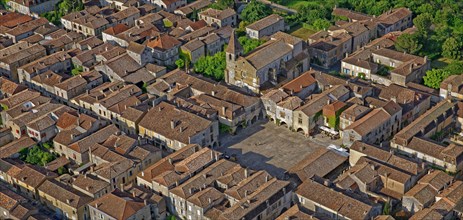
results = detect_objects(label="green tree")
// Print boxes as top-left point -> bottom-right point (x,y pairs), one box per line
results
312,19 -> 331,31
416,3 -> 434,14
413,13 -> 433,37
175,59 -> 185,69
210,0 -> 234,10
190,8 -> 198,20
238,36 -> 264,54
297,3 -> 329,24
423,69 -> 451,89
71,65 -> 83,76
57,166 -> 68,175
444,61 -> 463,75
194,52 -> 226,81
240,0 -> 272,23
442,37 -> 462,59
19,145 -> 57,166
394,33 -> 422,55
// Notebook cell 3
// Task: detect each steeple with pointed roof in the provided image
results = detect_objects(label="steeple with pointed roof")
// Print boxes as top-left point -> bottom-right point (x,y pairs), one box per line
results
226,30 -> 243,57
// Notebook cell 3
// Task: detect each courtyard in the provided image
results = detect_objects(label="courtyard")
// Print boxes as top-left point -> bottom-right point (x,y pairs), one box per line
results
216,120 -> 336,178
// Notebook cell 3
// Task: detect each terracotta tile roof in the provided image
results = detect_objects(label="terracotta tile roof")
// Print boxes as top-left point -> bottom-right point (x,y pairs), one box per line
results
38,179 -> 93,208
188,20 -> 207,30
247,14 -> 283,31
0,76 -> 26,95
344,107 -> 392,136
77,36 -> 103,49
5,18 -> 48,37
376,7 -> 412,26
288,147 -> 347,181
281,71 -> 316,94
44,156 -> 70,172
69,124 -> 120,153
88,189 -> 147,220
138,101 -> 213,144
406,138 -> 463,166
104,23 -> 130,36
219,178 -> 289,220
296,85 -> 349,116
72,174 -> 110,194
0,137 -> 36,159
261,89 -> 289,103
199,8 -> 236,20
0,13 -> 33,28
243,39 -> 293,70
0,185 -> 26,211
137,144 -> 201,183
146,34 -> 181,50
394,100 -> 455,146
276,204 -> 322,220
340,104 -> 371,121
170,159 -> 236,199
332,8 -> 372,21
418,170 -> 453,191
350,141 -> 422,175
187,187 -> 224,208
13,165 -> 57,188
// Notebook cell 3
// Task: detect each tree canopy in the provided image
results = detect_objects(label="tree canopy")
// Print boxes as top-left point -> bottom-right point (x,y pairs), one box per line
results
238,36 -> 265,54
210,0 -> 234,10
423,69 -> 451,89
19,145 -> 57,166
194,52 -> 226,81
442,37 -> 462,60
41,0 -> 84,25
240,0 -> 272,23
394,33 -> 422,55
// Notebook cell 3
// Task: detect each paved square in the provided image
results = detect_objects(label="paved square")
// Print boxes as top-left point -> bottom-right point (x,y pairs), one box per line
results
216,121 -> 327,178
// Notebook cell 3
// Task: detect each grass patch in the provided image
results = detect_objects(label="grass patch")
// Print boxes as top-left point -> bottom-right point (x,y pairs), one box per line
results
431,57 -> 454,69
289,26 -> 316,40
280,0 -> 312,9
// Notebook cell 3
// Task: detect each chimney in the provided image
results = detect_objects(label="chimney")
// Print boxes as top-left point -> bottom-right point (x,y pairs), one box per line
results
222,106 -> 226,115
323,179 -> 330,187
90,165 -> 94,172
168,158 -> 173,164
211,91 -> 215,96
244,190 -> 248,197
208,197 -> 212,204
265,175 -> 269,182
170,120 -> 176,129
210,150 -> 214,160
120,183 -> 124,191
144,199 -> 148,205
132,191 -> 136,197
141,171 -> 145,176
244,168 -> 248,178
66,199 -> 71,204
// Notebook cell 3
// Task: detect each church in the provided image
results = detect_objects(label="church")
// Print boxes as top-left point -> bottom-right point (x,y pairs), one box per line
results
224,31 -> 310,94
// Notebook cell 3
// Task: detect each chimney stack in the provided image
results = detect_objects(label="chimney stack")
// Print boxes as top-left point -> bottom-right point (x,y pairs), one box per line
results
170,120 -> 176,129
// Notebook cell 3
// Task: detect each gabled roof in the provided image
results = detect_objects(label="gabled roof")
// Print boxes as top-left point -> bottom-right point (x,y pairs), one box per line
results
88,190 -> 147,220
146,34 -> 181,50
